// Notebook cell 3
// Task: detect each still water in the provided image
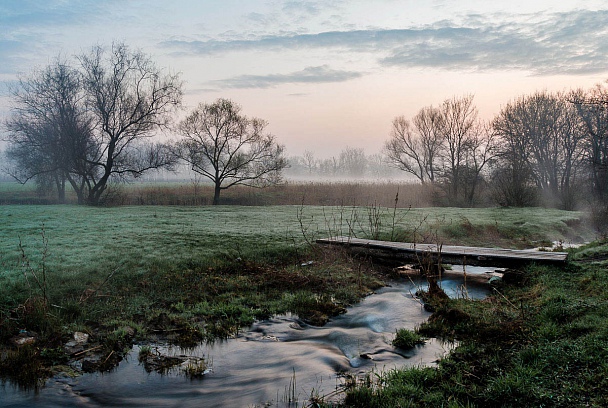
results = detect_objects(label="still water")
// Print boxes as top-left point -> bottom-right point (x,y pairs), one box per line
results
1,276 -> 490,407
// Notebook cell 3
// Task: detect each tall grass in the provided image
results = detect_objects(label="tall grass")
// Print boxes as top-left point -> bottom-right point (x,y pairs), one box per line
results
0,180 -> 434,207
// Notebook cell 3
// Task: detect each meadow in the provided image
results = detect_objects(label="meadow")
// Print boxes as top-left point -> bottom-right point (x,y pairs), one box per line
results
0,204 -> 589,284
0,181 -> 605,405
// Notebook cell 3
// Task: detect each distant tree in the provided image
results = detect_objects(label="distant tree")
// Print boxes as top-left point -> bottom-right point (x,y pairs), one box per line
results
3,42 -> 182,205
175,98 -> 287,205
4,59 -> 93,202
319,156 -> 340,176
338,146 -> 367,177
384,106 -> 443,183
367,153 -> 394,179
570,84 -> 608,202
303,150 -> 317,174
493,91 -> 585,209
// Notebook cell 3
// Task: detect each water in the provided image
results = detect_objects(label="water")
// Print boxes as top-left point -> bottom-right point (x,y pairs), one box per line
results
1,276 -> 489,407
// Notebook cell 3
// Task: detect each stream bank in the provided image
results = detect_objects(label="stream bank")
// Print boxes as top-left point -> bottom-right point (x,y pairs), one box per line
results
1,275 -> 491,407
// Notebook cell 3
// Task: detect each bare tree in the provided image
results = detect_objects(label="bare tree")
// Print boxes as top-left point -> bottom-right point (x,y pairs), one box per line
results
493,91 -> 585,209
439,95 -> 478,203
175,98 -> 287,205
338,146 -> 367,177
385,96 -> 492,205
460,122 -> 500,205
319,156 -> 340,176
3,43 -> 182,205
78,42 -> 182,204
303,150 -> 317,174
4,58 -> 93,202
384,106 -> 443,183
385,116 -> 427,182
570,84 -> 608,202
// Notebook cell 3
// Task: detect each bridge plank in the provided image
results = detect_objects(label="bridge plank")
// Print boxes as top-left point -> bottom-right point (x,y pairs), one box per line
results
316,236 -> 568,266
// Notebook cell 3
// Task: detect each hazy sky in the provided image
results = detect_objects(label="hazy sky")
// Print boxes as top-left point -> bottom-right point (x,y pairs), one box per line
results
2,0 -> 608,157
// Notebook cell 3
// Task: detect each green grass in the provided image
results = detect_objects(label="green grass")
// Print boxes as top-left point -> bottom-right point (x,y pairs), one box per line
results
0,205 -> 589,283
392,328 -> 426,349
338,241 -> 608,407
0,203 -> 594,388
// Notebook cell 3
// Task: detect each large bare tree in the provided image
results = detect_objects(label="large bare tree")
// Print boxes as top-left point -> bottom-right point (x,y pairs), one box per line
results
78,42 -> 182,204
493,91 -> 585,209
570,84 -> 608,202
4,42 -> 183,205
439,94 -> 478,202
385,95 -> 494,205
175,98 -> 287,205
384,106 -> 443,183
4,59 -> 93,202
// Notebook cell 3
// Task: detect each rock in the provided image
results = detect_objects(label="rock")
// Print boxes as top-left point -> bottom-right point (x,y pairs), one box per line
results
73,331 -> 89,345
395,264 -> 421,276
81,358 -> 99,373
10,335 -> 36,347
140,352 -> 206,376
64,343 -> 84,355
64,331 -> 90,355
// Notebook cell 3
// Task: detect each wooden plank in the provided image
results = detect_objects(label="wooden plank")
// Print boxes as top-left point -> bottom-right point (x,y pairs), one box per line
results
316,236 -> 568,266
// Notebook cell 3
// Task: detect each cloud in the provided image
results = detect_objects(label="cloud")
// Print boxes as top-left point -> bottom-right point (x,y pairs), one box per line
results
162,9 -> 608,76
0,0 -> 113,31
0,1 -> 125,75
162,29 -> 411,55
212,65 -> 364,88
380,10 -> 608,75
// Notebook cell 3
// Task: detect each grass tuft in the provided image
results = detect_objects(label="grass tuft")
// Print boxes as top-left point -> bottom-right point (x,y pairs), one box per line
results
392,328 -> 426,349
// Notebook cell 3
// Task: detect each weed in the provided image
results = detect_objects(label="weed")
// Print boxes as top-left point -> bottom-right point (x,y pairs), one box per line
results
138,345 -> 153,361
392,328 -> 426,349
183,358 -> 207,379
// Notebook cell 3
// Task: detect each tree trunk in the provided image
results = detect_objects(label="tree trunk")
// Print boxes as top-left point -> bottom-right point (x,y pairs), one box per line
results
213,183 -> 221,205
54,174 -> 66,203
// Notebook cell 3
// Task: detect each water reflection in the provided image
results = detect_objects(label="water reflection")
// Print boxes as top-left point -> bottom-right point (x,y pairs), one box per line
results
1,276 -> 489,407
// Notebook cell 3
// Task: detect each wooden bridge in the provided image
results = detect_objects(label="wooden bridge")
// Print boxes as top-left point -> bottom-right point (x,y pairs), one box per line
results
316,236 -> 569,267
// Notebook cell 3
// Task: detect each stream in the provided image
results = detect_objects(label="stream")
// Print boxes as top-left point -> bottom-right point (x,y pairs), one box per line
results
1,274 -> 491,407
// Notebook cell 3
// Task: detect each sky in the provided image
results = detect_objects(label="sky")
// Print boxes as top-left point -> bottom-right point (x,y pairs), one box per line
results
1,0 -> 608,158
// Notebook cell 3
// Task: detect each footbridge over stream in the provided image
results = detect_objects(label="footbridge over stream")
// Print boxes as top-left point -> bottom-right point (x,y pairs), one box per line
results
316,236 -> 569,268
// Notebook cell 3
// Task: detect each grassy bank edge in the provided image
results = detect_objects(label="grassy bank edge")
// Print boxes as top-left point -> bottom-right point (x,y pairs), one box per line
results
334,241 -> 608,407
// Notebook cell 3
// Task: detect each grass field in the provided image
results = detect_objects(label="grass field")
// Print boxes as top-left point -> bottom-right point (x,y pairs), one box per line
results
0,202 -> 600,397
0,204 -> 590,281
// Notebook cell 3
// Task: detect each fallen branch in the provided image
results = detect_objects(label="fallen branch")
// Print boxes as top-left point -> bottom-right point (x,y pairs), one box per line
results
72,345 -> 104,358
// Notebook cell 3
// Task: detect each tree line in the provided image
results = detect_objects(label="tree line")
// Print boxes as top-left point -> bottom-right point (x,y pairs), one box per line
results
2,41 -> 608,212
384,90 -> 608,211
2,42 -> 286,205
286,147 -> 403,180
